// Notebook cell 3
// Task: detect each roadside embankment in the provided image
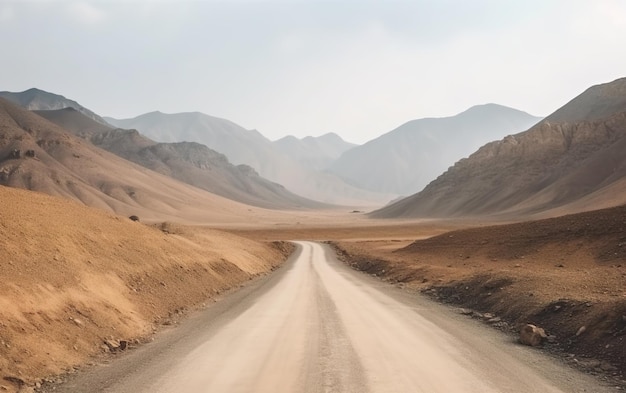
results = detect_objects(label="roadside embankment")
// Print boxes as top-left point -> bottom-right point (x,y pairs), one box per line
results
330,205 -> 626,386
0,186 -> 292,392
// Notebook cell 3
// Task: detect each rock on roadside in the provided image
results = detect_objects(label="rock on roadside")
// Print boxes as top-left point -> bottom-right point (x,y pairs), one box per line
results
519,324 -> 547,347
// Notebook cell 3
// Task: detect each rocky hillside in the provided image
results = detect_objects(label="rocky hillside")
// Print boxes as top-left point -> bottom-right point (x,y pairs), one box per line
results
329,104 -> 541,195
372,78 -> 626,218
274,132 -> 356,170
0,88 -> 109,126
0,97 -> 271,224
106,111 -> 392,206
37,108 -> 324,210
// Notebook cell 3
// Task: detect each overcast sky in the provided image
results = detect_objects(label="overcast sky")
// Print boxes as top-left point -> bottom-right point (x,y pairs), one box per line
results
1,1 -> 625,144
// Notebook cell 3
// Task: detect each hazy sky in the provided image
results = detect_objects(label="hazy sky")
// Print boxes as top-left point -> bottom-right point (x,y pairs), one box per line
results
1,1 -> 625,144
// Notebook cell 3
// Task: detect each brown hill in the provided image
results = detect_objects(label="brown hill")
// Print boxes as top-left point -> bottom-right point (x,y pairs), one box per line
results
0,185 -> 289,391
0,97 -> 283,224
372,77 -> 626,218
35,107 -> 325,210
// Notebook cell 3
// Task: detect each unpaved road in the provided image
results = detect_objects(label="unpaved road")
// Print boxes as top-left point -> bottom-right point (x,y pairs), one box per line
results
48,241 -> 613,393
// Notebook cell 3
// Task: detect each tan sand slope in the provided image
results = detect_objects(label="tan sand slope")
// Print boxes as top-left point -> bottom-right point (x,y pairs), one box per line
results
0,97 -> 291,224
0,185 -> 289,391
372,77 -> 626,219
35,108 -> 326,210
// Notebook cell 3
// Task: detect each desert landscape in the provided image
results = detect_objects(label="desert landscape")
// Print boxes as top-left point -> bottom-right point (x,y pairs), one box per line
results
2,2 -> 626,391
0,77 -> 624,392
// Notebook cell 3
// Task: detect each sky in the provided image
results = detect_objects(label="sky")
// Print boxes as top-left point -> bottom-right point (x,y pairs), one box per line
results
1,1 -> 626,144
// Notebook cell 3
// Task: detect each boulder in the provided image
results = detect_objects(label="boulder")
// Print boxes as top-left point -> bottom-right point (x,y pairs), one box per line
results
519,324 -> 547,347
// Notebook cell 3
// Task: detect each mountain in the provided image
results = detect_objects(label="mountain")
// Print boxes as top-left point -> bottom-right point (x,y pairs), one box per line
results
106,111 -> 392,206
329,104 -> 541,195
0,97 -> 273,224
0,88 -> 110,126
36,107 -> 324,210
273,133 -> 357,170
371,77 -> 626,219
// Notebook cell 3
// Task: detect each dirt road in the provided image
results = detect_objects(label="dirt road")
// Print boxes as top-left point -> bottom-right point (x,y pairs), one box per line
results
48,241 -> 613,393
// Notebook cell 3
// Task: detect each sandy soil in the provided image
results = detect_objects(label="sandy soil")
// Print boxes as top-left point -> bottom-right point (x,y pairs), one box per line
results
3,181 -> 626,391
42,242 -> 613,393
0,186 -> 292,393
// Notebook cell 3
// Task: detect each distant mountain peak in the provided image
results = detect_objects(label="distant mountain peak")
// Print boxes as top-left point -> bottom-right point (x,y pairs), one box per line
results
329,104 -> 542,195
546,77 -> 626,123
0,88 -> 110,126
457,103 -> 536,117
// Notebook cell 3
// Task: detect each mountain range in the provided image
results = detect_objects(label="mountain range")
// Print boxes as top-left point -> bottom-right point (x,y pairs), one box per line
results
35,107 -> 323,210
328,104 -> 541,195
372,77 -> 626,219
4,77 -> 625,220
105,112 -> 392,205
0,97 -> 295,223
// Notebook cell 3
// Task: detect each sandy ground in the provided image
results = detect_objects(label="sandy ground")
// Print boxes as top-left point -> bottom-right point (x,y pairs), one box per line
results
0,186 -> 292,393
42,242 -> 613,393
4,182 -> 626,391
229,206 -> 626,386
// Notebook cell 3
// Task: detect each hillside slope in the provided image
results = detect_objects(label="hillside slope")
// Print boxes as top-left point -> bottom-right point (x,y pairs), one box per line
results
36,108 -> 324,210
0,98 -> 273,224
372,78 -> 626,218
330,104 -> 541,195
106,111 -> 392,206
0,185 -> 288,391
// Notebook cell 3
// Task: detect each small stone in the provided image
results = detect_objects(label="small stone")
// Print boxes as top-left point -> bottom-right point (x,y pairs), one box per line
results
520,324 -> 547,347
576,326 -> 587,336
459,308 -> 473,315
105,339 -> 121,351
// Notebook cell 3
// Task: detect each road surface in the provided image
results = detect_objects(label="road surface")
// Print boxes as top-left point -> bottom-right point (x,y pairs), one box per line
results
49,241 -> 612,392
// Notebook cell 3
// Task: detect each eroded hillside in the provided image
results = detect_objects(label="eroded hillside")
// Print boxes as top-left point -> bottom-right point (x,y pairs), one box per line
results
373,78 -> 626,218
0,186 -> 290,392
